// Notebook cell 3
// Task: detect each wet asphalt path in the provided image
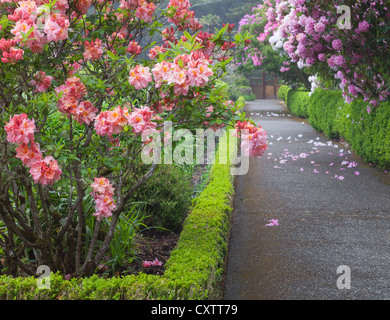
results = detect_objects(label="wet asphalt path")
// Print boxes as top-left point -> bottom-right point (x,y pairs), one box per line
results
223,100 -> 390,300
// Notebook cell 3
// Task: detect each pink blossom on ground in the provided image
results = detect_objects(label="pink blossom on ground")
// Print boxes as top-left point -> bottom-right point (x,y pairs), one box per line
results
266,219 -> 279,227
143,258 -> 162,267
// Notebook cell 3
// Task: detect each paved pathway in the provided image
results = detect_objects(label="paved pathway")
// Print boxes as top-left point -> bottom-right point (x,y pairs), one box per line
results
224,99 -> 390,300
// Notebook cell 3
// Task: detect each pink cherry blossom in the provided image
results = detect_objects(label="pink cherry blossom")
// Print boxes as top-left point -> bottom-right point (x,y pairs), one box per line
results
266,219 -> 279,227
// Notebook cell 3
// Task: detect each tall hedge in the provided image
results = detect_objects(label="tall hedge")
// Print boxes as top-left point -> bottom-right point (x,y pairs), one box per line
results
285,89 -> 310,118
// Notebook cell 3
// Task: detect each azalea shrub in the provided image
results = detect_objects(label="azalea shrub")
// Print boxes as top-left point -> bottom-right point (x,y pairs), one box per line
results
0,0 -> 268,278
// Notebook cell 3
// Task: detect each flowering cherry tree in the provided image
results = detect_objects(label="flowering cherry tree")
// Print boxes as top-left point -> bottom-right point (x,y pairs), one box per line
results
262,0 -> 389,105
0,0 -> 265,277
237,0 -> 389,105
235,1 -> 310,89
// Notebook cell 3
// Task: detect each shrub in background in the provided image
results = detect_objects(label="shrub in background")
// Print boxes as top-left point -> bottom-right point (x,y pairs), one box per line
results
284,87 -> 390,170
285,89 -> 310,118
277,85 -> 290,101
308,89 -> 344,139
130,165 -> 193,232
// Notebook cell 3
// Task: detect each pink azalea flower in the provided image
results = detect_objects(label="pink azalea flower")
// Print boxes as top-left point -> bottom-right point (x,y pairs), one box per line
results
15,142 -> 42,167
143,260 -> 152,267
83,38 -> 103,60
29,156 -> 62,185
91,177 -> 116,221
136,0 -> 156,23
152,258 -> 162,266
4,113 -> 35,145
91,177 -> 115,196
128,65 -> 152,90
30,71 -> 53,93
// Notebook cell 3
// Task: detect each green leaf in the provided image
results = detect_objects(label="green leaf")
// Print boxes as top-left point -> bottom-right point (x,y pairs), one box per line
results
106,50 -> 117,60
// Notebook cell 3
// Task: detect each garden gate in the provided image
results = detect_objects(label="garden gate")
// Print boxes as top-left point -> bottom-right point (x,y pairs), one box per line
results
250,73 -> 282,99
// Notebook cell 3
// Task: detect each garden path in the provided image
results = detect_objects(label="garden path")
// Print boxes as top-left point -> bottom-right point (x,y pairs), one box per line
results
224,99 -> 390,300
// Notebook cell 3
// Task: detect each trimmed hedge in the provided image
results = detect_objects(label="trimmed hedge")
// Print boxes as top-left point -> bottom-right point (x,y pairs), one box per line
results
277,85 -> 290,101
280,86 -> 390,170
0,131 -> 237,300
285,89 -> 311,118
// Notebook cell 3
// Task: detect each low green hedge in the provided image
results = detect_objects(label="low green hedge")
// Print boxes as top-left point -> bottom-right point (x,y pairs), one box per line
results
285,87 -> 390,170
0,131 -> 236,300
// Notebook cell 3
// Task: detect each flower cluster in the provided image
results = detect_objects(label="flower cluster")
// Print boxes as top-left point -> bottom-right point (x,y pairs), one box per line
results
83,38 -> 103,61
128,65 -> 152,90
151,51 -> 213,95
30,71 -> 53,92
55,77 -> 97,125
6,0 -> 71,56
234,120 -> 268,158
90,177 -> 116,221
118,0 -> 156,23
94,105 -> 158,137
167,0 -> 202,31
4,113 -> 62,185
0,38 -> 24,64
264,0 -> 389,104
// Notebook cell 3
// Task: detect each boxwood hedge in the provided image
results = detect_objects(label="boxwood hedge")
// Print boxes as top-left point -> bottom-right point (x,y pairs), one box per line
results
279,86 -> 390,170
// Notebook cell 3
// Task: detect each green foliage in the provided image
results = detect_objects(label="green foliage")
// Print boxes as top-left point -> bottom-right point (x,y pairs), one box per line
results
277,85 -> 290,101
286,87 -> 390,170
0,130 -> 237,300
285,89 -> 310,118
307,90 -> 343,139
230,85 -> 255,102
236,95 -> 246,106
130,165 -> 193,232
103,207 -> 149,275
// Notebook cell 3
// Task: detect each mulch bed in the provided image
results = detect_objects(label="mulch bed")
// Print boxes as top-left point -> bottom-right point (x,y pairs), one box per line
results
97,164 -> 210,277
0,165 -> 210,279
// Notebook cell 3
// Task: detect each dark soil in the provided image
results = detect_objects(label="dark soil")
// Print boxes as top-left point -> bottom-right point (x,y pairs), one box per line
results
94,164 -> 210,278
0,164 -> 210,279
